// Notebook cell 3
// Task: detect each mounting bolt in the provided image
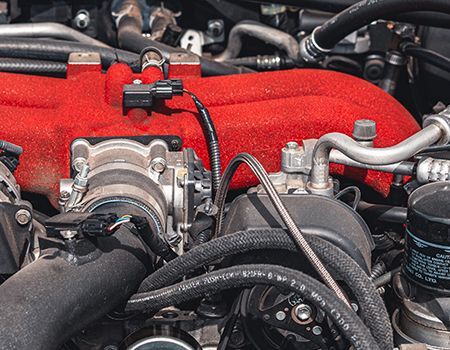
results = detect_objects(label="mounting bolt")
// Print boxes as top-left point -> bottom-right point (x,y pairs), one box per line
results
207,19 -> 224,37
312,325 -> 323,336
294,304 -> 312,322
60,230 -> 78,240
276,311 -> 287,321
150,157 -> 167,173
286,141 -> 299,150
72,157 -> 87,173
353,119 -> 377,146
15,209 -> 32,226
74,10 -> 90,29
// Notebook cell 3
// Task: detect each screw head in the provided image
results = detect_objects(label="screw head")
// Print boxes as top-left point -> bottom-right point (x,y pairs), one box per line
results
276,311 -> 287,321
312,325 -> 323,336
60,191 -> 70,200
74,10 -> 90,29
150,157 -> 167,173
294,304 -> 312,322
15,209 -> 32,226
60,230 -> 78,240
171,139 -> 180,150
208,19 -> 224,37
72,157 -> 87,173
286,141 -> 299,150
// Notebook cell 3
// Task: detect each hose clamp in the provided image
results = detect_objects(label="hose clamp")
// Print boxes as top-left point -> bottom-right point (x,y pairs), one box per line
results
299,27 -> 331,63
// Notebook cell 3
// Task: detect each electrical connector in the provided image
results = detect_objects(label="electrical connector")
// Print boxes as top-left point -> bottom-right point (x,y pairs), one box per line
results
123,79 -> 183,110
45,212 -> 119,240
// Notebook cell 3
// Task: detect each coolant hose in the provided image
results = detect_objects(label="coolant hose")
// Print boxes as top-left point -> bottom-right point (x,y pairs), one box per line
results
116,0 -> 252,76
241,0 -> 450,29
0,38 -> 140,70
0,58 -> 67,75
313,0 -> 450,51
127,264 -> 380,350
0,227 -> 149,350
213,20 -> 300,62
134,229 -> 393,350
402,42 -> 450,73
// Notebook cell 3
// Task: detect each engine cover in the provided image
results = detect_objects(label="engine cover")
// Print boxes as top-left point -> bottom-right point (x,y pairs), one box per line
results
0,60 -> 419,205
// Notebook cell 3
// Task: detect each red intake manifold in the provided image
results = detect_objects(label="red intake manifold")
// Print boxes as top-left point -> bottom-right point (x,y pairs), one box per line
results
0,60 -> 419,206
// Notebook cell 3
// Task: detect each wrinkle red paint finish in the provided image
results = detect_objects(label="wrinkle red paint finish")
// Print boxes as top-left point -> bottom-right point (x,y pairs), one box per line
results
0,62 -> 419,206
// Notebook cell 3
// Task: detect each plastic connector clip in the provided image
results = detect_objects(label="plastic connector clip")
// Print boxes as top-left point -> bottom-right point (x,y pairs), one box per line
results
123,79 -> 184,110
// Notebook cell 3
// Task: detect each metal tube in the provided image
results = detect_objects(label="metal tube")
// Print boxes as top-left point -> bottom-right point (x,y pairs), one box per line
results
0,22 -> 110,48
311,124 -> 443,188
214,20 -> 300,62
329,150 -> 415,175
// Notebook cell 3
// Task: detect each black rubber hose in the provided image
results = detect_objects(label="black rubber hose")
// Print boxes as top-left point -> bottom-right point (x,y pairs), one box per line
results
402,42 -> 450,73
0,57 -> 67,75
116,1 -> 252,76
373,266 -> 402,288
357,201 -> 407,224
314,0 -> 450,50
184,90 -> 221,191
130,216 -> 178,262
0,38 -> 140,70
236,0 -> 450,29
135,229 -> 392,350
127,264 -> 379,350
0,140 -> 23,156
0,227 -> 149,350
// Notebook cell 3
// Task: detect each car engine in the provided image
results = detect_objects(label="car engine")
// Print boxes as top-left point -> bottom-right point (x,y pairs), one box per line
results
0,0 -> 450,349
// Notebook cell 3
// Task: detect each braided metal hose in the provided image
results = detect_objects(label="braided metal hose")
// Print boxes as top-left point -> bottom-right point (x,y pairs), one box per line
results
213,153 -> 349,306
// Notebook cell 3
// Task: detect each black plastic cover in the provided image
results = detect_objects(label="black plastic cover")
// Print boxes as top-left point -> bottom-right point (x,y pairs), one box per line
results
0,202 -> 32,274
222,193 -> 374,271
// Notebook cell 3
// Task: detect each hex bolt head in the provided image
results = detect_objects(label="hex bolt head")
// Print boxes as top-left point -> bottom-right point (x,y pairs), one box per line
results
294,304 -> 312,322
352,119 -> 377,142
15,209 -> 32,226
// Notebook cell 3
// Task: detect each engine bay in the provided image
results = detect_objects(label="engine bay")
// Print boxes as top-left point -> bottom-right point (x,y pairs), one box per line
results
0,1 -> 450,349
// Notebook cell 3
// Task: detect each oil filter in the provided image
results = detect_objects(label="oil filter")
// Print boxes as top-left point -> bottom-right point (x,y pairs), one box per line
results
404,182 -> 450,293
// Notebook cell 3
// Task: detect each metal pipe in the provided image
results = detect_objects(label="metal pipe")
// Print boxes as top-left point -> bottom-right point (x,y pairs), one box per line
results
330,150 -> 415,175
311,124 -> 443,188
214,20 -> 300,62
0,22 -> 110,48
